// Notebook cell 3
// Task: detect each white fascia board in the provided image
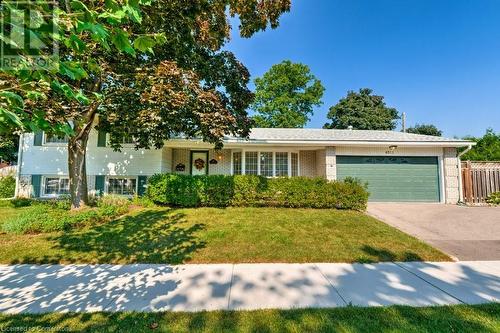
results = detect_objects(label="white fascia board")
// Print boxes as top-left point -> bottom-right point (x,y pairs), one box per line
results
165,138 -> 475,148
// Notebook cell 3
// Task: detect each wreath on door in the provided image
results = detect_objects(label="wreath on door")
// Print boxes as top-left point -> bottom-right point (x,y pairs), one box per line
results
194,158 -> 205,170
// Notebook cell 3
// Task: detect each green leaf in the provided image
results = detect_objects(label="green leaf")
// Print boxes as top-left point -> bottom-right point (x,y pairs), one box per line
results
133,35 -> 155,53
124,4 -> 142,23
70,1 -> 90,13
28,10 -> 45,29
75,90 -> 90,105
0,108 -> 24,129
59,62 -> 88,80
0,91 -> 24,108
111,30 -> 135,55
64,34 -> 86,53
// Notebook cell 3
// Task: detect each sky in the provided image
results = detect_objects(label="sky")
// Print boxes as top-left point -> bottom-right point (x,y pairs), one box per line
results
224,0 -> 500,138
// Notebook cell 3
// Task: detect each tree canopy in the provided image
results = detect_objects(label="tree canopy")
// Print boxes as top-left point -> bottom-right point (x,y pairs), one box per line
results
323,88 -> 399,130
251,60 -> 324,128
0,0 -> 291,207
0,133 -> 18,164
406,124 -> 442,136
461,129 -> 500,161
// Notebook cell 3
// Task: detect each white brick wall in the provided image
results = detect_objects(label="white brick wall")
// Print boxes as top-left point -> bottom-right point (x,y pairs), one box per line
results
299,150 -> 317,177
443,147 -> 460,204
325,147 -> 336,181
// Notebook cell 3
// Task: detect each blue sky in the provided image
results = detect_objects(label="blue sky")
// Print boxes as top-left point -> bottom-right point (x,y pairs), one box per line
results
225,0 -> 500,137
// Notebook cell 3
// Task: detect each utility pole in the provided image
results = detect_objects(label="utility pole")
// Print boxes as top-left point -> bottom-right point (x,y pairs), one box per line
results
401,112 -> 407,132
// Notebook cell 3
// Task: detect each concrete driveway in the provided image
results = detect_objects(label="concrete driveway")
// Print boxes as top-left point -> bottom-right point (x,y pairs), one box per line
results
367,203 -> 500,261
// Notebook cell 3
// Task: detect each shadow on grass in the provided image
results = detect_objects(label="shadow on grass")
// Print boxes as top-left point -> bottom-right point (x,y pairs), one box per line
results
356,245 -> 423,263
10,209 -> 206,264
0,304 -> 498,332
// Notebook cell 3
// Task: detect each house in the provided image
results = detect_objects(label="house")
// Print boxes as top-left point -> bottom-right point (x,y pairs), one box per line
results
15,128 -> 473,203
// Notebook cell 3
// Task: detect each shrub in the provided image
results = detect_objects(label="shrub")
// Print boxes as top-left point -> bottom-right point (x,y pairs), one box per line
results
0,176 -> 15,198
147,174 -> 369,210
486,192 -> 500,206
2,195 -> 132,234
9,197 -> 33,207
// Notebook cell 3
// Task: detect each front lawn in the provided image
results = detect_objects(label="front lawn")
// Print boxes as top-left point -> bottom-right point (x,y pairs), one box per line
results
0,304 -> 499,332
0,205 -> 449,264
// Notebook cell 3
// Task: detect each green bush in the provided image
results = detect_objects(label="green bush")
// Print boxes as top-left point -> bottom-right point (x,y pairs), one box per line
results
486,192 -> 500,206
2,195 -> 132,234
147,174 -> 368,210
9,197 -> 33,207
0,176 -> 15,198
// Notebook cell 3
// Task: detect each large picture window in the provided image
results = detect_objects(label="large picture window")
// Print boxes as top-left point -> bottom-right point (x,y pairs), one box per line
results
260,152 -> 273,177
275,152 -> 288,177
233,151 -> 299,177
233,152 -> 242,175
291,153 -> 299,177
44,177 -> 69,196
245,152 -> 258,175
108,177 -> 137,195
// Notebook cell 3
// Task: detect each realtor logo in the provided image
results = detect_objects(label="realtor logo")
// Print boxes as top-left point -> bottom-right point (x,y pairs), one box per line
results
0,0 -> 59,70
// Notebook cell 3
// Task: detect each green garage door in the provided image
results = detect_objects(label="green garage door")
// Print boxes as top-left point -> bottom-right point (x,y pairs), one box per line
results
337,156 -> 440,202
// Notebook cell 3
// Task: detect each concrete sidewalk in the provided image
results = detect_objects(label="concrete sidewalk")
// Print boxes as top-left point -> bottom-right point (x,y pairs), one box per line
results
0,261 -> 499,314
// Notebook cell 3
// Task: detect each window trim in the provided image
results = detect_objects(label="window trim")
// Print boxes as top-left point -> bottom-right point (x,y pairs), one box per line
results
41,176 -> 70,198
105,176 -> 138,196
231,149 -> 300,177
43,132 -> 69,146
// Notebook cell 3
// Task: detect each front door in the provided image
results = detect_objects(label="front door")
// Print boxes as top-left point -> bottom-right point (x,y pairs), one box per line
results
190,151 -> 208,175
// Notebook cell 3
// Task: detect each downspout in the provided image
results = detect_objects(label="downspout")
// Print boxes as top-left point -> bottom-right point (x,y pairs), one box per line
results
14,133 -> 24,198
457,144 -> 473,203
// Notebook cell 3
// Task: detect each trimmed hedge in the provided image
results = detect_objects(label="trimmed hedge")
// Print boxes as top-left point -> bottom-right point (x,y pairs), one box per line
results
147,174 -> 368,210
0,176 -> 15,198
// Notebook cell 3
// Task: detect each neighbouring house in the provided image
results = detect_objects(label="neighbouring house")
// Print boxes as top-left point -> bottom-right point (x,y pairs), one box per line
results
15,128 -> 474,203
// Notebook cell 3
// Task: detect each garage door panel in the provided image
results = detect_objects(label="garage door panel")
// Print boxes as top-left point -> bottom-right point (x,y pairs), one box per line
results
337,156 -> 440,202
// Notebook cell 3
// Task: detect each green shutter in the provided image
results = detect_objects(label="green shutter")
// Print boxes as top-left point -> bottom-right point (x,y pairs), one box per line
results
138,176 -> 148,196
31,175 -> 41,197
97,130 -> 107,147
33,131 -> 43,146
95,175 -> 105,194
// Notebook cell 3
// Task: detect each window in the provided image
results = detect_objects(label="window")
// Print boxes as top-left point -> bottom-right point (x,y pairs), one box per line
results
233,152 -> 242,175
233,151 -> 299,177
275,152 -> 288,177
260,152 -> 273,177
291,153 -> 299,177
245,152 -> 258,175
108,178 -> 137,195
45,134 -> 69,143
44,177 -> 69,195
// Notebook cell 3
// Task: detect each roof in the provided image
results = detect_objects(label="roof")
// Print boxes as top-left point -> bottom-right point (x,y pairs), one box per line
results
224,128 -> 473,147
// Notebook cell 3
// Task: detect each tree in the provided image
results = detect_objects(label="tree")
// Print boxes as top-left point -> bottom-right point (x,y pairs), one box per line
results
406,124 -> 442,136
0,132 -> 19,164
323,88 -> 399,130
251,60 -> 324,128
0,0 -> 291,208
461,129 -> 500,161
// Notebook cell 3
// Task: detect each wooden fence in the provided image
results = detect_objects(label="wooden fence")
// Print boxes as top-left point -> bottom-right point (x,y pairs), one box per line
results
461,161 -> 500,204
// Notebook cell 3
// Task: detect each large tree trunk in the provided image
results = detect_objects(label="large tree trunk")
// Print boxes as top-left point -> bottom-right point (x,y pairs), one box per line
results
67,102 -> 99,210
68,133 -> 90,209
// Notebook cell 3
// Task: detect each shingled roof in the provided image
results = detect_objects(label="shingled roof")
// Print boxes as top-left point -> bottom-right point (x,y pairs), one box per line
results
224,128 -> 472,146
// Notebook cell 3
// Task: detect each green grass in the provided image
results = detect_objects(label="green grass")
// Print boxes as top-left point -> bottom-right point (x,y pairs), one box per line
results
0,205 -> 449,264
0,304 -> 499,332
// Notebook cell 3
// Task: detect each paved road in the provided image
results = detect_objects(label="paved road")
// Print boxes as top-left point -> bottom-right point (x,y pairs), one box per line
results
368,203 -> 500,261
0,262 -> 499,313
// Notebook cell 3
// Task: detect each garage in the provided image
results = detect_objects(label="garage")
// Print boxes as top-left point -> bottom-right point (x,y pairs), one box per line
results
336,156 -> 441,202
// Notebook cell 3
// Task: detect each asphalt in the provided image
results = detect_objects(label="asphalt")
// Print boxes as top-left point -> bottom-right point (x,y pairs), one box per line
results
0,261 -> 499,313
367,203 -> 500,261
